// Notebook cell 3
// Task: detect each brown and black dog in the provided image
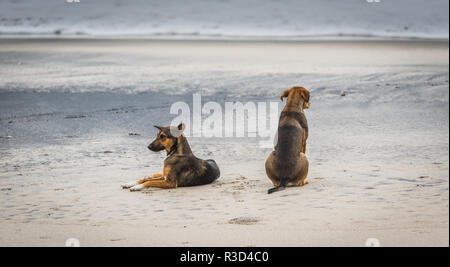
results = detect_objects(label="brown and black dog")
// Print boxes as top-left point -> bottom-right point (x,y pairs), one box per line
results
265,86 -> 310,194
122,123 -> 220,191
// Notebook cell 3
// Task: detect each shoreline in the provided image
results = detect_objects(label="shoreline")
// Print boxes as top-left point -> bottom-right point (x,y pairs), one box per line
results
0,35 -> 448,43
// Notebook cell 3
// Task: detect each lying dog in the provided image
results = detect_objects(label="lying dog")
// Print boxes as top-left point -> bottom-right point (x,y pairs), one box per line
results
122,123 -> 220,191
265,86 -> 310,194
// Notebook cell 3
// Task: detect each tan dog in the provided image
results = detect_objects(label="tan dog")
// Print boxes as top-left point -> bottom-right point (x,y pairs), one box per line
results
265,86 -> 310,194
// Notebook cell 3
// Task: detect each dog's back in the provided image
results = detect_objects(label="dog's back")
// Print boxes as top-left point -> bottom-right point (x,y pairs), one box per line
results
274,112 -> 306,181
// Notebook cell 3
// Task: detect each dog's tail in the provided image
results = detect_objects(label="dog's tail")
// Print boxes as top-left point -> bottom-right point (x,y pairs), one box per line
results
268,177 -> 290,194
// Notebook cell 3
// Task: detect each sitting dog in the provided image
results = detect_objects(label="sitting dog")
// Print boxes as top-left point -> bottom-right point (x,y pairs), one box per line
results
122,123 -> 220,191
265,86 -> 310,194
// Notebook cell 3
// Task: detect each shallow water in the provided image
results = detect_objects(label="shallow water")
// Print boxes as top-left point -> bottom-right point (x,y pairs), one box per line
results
0,0 -> 448,39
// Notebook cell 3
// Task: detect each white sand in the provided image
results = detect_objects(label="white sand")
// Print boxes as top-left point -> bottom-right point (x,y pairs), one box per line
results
0,39 -> 448,247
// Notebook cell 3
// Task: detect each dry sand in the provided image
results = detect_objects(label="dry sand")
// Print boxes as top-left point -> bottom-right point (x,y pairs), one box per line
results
0,39 -> 448,246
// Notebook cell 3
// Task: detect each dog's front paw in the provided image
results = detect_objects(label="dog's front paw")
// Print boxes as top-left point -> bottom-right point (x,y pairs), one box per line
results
130,184 -> 144,192
121,182 -> 138,189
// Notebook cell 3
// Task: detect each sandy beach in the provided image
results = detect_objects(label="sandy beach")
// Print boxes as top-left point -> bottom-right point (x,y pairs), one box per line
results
0,39 -> 448,247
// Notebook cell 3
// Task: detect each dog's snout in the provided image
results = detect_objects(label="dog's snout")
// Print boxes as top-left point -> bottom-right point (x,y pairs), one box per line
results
148,141 -> 165,152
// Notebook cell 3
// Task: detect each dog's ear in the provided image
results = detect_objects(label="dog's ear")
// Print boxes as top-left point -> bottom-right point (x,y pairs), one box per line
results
169,122 -> 185,137
300,88 -> 310,103
299,87 -> 311,109
154,125 -> 163,131
280,89 -> 291,102
177,122 -> 185,132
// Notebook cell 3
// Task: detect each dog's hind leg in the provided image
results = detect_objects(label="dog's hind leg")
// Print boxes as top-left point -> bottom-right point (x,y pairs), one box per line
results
298,179 -> 309,186
296,153 -> 309,187
265,151 -> 280,186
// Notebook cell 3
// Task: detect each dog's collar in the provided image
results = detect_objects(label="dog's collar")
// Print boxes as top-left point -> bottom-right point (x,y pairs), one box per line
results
167,138 -> 178,157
